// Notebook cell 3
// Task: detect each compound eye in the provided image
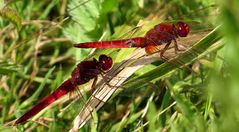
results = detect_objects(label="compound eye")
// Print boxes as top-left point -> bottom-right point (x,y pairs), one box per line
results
177,21 -> 190,37
99,55 -> 113,71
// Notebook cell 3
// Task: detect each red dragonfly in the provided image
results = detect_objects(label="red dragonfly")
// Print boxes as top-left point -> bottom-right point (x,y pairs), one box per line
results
15,55 -> 113,124
74,21 -> 190,58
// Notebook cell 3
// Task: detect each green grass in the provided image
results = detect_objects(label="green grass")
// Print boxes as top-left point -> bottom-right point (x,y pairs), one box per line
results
0,0 -> 238,131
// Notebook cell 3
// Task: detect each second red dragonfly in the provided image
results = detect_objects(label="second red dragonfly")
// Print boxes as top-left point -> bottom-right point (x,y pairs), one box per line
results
74,21 -> 190,57
15,55 -> 113,124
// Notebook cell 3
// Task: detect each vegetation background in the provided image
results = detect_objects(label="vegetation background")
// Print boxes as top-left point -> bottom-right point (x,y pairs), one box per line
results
0,0 -> 238,131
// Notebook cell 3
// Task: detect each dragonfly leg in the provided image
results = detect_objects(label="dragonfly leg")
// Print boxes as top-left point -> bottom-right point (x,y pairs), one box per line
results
99,72 -> 123,90
160,42 -> 171,59
173,38 -> 184,54
91,76 -> 98,94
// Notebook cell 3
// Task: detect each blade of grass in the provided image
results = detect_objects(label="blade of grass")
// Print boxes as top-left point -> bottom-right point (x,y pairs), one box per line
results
18,66 -> 55,109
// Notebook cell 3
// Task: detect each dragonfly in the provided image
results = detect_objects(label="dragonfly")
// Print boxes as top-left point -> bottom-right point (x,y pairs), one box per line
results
74,21 -> 190,58
15,54 -> 113,124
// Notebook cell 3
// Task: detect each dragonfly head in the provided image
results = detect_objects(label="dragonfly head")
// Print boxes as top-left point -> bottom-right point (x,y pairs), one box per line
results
176,21 -> 190,37
98,55 -> 113,71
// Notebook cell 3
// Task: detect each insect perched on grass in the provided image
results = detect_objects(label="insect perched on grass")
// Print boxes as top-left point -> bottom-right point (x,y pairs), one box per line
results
15,55 -> 113,124
74,21 -> 190,58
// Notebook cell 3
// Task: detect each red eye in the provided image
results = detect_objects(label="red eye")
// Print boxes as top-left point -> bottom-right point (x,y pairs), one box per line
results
177,21 -> 190,37
99,55 -> 113,70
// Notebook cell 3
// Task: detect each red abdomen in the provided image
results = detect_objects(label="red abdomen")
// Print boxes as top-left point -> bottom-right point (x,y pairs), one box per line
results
74,37 -> 146,48
15,79 -> 75,124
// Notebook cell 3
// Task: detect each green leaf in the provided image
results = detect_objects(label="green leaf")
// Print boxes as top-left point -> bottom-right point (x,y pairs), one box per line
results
101,0 -> 118,14
63,0 -> 102,43
147,102 -> 158,132
0,7 -> 22,31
